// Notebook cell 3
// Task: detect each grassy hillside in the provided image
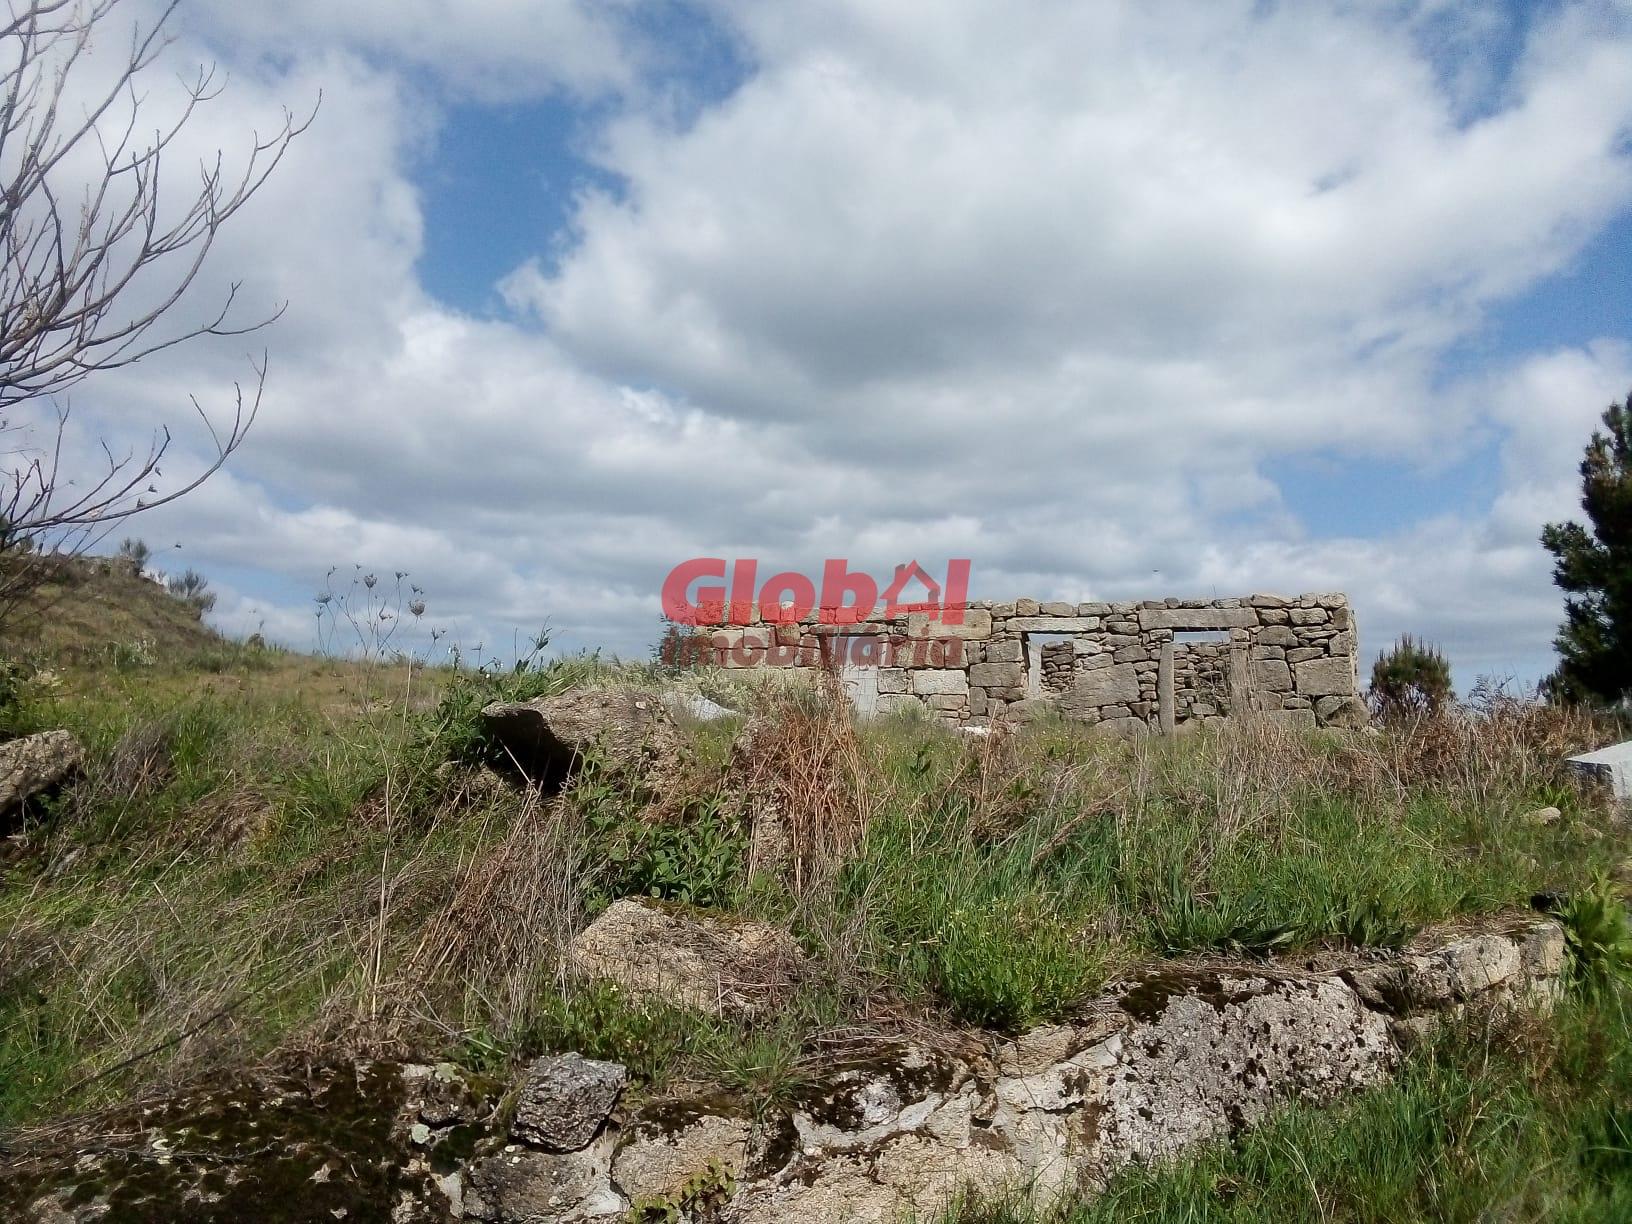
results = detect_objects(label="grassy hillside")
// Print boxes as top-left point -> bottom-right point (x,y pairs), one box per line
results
1,577 -> 1630,1218
0,556 -> 228,668
0,555 -> 438,717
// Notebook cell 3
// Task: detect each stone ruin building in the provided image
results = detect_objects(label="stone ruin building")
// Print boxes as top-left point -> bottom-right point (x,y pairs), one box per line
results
691,592 -> 1366,732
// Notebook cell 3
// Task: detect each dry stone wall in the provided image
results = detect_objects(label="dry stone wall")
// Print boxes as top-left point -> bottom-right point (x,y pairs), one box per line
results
478,916 -> 1563,1224
12,912 -> 1570,1224
696,592 -> 1365,731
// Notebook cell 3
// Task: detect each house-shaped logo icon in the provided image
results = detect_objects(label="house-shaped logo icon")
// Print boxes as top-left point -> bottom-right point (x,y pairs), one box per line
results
881,561 -> 943,618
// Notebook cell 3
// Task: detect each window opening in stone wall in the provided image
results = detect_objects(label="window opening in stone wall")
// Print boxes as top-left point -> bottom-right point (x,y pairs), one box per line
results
1024,633 -> 1077,699
1169,629 -> 1232,722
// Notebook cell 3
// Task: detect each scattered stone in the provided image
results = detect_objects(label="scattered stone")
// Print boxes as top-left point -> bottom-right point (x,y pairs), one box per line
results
1567,739 -> 1632,800
612,1108 -> 754,1203
666,692 -> 739,723
1523,805 -> 1563,827
0,730 -> 84,822
511,1053 -> 626,1152
463,1135 -> 623,1222
568,899 -> 805,1018
479,688 -> 679,791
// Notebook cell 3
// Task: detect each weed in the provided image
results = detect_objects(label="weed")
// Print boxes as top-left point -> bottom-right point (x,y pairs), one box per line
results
105,637 -> 156,672
594,806 -> 747,911
1148,870 -> 1301,957
697,1012 -> 814,1112
522,981 -> 708,1087
848,809 -> 1107,1029
1558,873 -> 1632,993
626,1159 -> 736,1222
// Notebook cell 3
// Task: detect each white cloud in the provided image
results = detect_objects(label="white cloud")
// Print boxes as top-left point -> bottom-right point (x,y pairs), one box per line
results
21,0 -> 1632,684
191,0 -> 637,101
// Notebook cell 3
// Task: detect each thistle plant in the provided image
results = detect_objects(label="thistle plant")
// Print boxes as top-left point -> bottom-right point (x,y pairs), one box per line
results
313,565 -> 419,705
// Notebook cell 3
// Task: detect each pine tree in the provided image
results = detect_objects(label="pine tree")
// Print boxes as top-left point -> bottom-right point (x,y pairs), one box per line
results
1369,635 -> 1453,721
1541,390 -> 1632,704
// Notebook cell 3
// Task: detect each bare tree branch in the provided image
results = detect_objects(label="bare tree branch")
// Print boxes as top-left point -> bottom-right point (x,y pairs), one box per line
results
0,0 -> 312,628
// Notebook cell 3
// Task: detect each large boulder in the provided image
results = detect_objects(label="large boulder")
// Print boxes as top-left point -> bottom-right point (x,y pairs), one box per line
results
462,1135 -> 623,1222
612,1105 -> 755,1205
1101,970 -> 1395,1166
510,1053 -> 626,1152
568,899 -> 806,1019
479,688 -> 679,792
0,730 -> 83,824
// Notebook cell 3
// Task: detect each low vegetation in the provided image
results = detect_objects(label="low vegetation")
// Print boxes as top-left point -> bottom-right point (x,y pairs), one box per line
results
1,563 -> 1630,1214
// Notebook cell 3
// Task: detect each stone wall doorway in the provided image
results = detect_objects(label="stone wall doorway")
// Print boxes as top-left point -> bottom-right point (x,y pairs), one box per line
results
836,634 -> 882,716
1158,629 -> 1244,733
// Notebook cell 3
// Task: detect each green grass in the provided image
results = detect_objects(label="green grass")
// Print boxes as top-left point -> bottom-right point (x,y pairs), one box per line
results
809,709 -> 1618,1030
0,609 -> 1627,1149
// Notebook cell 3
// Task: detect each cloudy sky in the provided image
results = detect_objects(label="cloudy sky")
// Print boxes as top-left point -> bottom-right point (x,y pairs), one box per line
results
36,0 -> 1632,685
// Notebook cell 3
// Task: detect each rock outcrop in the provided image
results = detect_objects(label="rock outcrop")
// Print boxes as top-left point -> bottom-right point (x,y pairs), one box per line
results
0,729 -> 83,825
479,688 -> 679,792
568,898 -> 807,1019
8,1060 -> 497,1223
4,916 -> 1571,1224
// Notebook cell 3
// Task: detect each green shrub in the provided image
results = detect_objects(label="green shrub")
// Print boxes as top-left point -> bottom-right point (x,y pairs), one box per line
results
116,538 -> 151,572
166,568 -> 216,617
584,799 -> 747,912
1370,634 -> 1453,721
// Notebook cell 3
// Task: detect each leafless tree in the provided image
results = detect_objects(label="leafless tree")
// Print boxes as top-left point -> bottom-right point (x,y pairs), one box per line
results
0,0 -> 313,623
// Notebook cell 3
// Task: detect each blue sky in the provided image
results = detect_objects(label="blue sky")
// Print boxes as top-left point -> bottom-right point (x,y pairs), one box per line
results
62,0 -> 1632,687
